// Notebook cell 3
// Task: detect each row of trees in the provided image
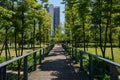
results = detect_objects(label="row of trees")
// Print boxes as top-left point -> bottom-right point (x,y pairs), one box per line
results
63,0 -> 120,59
0,0 -> 51,60
0,0 -> 52,79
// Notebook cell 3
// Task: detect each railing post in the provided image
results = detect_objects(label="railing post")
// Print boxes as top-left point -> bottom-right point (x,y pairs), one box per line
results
71,48 -> 73,59
33,52 -> 37,71
80,51 -> 84,71
0,66 -> 7,80
0,67 -> 7,80
39,50 -> 42,64
24,56 -> 28,80
69,47 -> 72,58
47,46 -> 49,55
0,67 -> 4,80
67,47 -> 69,55
89,54 -> 94,80
0,67 -> 2,80
43,48 -> 45,60
75,48 -> 77,62
45,47 -> 47,56
110,65 -> 118,80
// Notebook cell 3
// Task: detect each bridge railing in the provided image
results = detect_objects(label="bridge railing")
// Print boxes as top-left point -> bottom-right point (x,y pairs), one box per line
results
62,44 -> 120,80
0,44 -> 54,80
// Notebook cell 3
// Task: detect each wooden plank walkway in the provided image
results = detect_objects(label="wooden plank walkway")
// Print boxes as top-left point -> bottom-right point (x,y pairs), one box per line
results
28,44 -> 88,80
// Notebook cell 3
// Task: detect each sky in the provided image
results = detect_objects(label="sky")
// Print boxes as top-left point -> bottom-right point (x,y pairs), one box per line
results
48,0 -> 65,25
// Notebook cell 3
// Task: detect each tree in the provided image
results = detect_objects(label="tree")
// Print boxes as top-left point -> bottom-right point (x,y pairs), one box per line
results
0,6 -> 14,60
0,0 -> 51,79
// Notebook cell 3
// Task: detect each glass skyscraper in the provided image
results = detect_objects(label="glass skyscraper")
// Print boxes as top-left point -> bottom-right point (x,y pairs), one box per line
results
47,4 -> 54,35
47,4 -> 60,35
54,7 -> 60,32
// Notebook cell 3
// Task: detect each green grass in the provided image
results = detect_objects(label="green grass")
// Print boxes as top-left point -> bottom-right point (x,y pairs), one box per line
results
0,44 -> 46,57
79,47 -> 120,63
76,47 -> 120,79
0,49 -> 33,57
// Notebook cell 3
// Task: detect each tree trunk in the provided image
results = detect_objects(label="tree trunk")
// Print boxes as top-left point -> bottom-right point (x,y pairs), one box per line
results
0,42 -> 5,56
109,0 -> 114,60
33,20 -> 36,51
39,21 -> 41,48
5,28 -> 8,61
17,60 -> 21,80
83,22 -> 86,51
12,3 -> 21,80
12,0 -> 18,58
99,0 -> 106,58
118,35 -> 120,48
87,41 -> 88,51
17,1 -> 24,79
46,29 -> 49,45
14,27 -> 18,57
103,18 -> 109,57
21,4 -> 24,55
95,32 -> 98,55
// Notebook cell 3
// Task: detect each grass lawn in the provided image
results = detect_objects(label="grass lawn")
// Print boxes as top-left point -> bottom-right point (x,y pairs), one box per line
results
0,49 -> 33,57
0,44 -> 46,56
79,47 -> 120,63
0,43 -> 47,62
0,49 -> 33,62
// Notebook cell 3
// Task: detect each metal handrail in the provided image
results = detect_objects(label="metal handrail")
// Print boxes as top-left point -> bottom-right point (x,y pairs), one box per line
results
0,44 -> 54,80
0,48 -> 42,68
80,50 -> 120,67
62,44 -> 119,80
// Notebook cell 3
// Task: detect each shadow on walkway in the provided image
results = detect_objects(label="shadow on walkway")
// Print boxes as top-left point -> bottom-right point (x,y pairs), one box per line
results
28,44 -> 88,80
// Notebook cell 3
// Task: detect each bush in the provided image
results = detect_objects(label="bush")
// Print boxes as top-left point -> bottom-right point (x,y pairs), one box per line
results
92,58 -> 110,79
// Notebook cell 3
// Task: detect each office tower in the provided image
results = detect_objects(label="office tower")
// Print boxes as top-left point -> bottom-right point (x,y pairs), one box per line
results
47,4 -> 60,35
54,7 -> 60,31
47,4 -> 54,35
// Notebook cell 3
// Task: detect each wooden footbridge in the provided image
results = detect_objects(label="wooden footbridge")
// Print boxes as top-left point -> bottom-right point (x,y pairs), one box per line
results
28,44 -> 88,80
0,44 -> 120,80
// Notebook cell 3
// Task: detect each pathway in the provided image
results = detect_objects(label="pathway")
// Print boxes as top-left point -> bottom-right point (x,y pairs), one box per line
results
28,44 -> 88,80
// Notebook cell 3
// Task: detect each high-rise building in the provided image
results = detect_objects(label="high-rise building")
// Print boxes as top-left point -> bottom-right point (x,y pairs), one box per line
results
47,4 -> 60,35
47,4 -> 54,35
54,7 -> 60,32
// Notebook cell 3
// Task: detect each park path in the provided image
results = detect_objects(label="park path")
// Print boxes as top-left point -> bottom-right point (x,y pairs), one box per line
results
28,44 -> 88,80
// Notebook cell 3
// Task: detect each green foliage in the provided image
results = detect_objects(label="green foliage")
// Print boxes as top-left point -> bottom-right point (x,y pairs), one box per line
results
41,0 -> 48,3
23,0 -> 38,8
0,56 -> 5,63
64,0 -> 120,58
54,24 -> 65,43
0,7 -> 14,19
0,0 -> 51,61
92,58 -> 107,79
